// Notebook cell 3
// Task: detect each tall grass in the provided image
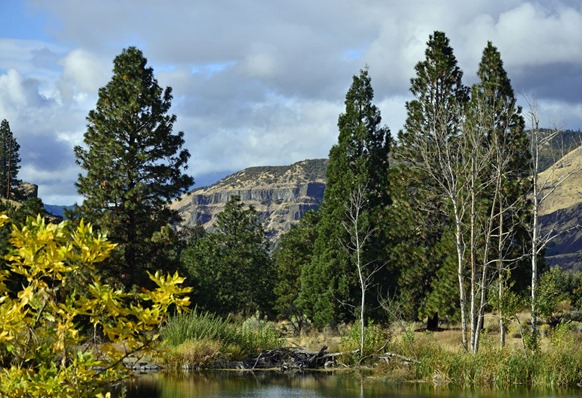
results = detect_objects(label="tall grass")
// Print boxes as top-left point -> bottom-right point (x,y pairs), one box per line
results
383,322 -> 582,388
162,310 -> 283,360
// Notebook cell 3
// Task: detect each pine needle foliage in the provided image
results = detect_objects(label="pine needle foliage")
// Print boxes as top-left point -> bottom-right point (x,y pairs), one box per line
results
73,47 -> 193,289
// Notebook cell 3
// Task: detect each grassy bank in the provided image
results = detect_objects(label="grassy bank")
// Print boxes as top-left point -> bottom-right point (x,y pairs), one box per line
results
160,312 -> 582,388
375,324 -> 582,388
161,310 -> 283,369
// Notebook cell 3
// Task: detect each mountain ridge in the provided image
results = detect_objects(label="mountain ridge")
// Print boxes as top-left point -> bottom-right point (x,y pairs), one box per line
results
170,159 -> 328,240
171,150 -> 581,270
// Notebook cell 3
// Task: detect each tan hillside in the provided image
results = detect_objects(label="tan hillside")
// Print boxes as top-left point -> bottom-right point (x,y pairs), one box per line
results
539,145 -> 582,216
538,146 -> 582,271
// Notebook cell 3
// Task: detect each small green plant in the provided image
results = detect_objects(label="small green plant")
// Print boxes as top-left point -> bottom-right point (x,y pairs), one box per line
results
338,320 -> 391,363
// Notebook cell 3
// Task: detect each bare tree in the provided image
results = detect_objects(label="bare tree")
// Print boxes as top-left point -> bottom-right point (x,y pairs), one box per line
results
465,87 -> 533,352
342,184 -> 382,357
526,98 -> 581,347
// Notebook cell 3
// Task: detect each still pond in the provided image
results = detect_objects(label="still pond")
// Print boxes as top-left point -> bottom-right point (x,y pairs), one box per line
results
123,371 -> 579,398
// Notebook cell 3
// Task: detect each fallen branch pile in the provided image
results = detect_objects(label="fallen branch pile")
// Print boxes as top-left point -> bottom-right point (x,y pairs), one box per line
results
236,345 -> 349,371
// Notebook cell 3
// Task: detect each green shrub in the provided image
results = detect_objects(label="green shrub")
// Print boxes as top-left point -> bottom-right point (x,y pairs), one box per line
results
338,321 -> 391,363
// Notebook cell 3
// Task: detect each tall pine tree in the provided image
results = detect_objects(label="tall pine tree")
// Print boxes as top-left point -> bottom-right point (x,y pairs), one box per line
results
0,119 -> 21,199
395,31 -> 469,335
299,68 -> 391,327
467,42 -> 531,348
74,47 -> 194,289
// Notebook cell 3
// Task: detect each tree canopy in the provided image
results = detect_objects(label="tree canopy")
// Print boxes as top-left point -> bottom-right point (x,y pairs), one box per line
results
299,68 -> 391,327
182,196 -> 276,317
73,46 -> 194,289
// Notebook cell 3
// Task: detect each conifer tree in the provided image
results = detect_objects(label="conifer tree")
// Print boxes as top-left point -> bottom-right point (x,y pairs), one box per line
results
182,196 -> 275,317
273,210 -> 319,329
396,31 -> 470,341
468,42 -> 530,348
74,47 -> 193,289
299,68 -> 391,327
0,119 -> 21,199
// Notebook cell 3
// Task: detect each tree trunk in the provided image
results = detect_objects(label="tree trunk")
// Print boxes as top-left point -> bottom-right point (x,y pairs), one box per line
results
454,204 -> 467,350
531,174 -> 539,346
469,158 -> 477,353
530,117 -> 541,349
426,312 -> 439,331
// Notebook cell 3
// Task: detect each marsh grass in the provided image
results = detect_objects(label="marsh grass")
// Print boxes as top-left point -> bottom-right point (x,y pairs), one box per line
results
383,321 -> 582,388
161,311 -> 581,388
161,310 -> 283,365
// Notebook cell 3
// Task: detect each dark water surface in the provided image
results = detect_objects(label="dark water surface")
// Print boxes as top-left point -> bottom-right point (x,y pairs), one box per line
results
124,371 -> 579,398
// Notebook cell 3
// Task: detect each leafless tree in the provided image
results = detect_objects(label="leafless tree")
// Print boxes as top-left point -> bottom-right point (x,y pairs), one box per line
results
342,184 -> 382,357
525,98 -> 581,346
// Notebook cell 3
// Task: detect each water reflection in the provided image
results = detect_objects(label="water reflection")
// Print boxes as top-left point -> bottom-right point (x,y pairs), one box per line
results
125,371 -> 402,398
124,371 -> 578,398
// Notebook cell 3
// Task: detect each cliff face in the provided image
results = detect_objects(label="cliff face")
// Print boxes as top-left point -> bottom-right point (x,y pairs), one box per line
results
170,159 -> 328,240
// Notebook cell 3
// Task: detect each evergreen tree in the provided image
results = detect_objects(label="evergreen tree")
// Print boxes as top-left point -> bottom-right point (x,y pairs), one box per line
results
182,196 -> 276,317
73,47 -> 193,289
399,31 -> 469,161
299,68 -> 391,327
395,31 -> 469,333
468,42 -> 531,347
383,166 -> 456,328
273,210 -> 319,329
0,119 -> 21,199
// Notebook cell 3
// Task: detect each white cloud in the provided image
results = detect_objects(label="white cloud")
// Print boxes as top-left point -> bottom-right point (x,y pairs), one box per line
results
491,2 -> 582,68
58,49 -> 110,105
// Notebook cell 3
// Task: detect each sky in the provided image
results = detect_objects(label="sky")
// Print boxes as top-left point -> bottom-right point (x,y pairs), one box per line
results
1,0 -> 582,205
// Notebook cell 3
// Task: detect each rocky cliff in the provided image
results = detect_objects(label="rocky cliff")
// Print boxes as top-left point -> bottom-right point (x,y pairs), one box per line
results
170,159 -> 328,240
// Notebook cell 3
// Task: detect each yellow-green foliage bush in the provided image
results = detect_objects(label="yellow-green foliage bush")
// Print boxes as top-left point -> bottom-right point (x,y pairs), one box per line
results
0,214 -> 191,397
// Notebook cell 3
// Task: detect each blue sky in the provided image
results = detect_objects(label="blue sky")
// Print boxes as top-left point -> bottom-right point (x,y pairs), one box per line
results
2,2 -> 49,40
1,0 -> 582,205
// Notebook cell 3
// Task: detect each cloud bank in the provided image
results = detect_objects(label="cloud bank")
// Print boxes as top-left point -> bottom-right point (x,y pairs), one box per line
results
0,0 -> 580,204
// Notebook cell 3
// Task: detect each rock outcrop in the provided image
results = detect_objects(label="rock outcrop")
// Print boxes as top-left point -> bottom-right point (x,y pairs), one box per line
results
15,182 -> 38,199
170,159 -> 328,240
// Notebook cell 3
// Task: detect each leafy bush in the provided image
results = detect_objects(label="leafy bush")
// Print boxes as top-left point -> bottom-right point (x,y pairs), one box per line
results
0,214 -> 191,397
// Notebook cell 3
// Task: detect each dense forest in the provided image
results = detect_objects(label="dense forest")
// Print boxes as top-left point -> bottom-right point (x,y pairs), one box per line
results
0,31 -> 581,395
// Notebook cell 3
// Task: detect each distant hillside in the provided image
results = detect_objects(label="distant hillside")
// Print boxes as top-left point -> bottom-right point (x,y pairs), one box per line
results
44,204 -> 73,218
170,159 -> 328,240
539,145 -> 582,215
536,129 -> 582,172
170,149 -> 581,270
539,145 -> 582,271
